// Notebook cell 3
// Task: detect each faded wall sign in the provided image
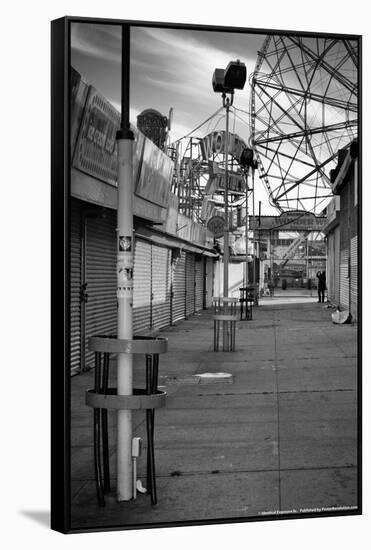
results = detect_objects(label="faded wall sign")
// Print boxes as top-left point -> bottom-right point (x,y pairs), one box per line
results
73,86 -> 120,186
72,79 -> 173,208
135,137 -> 173,207
70,67 -> 89,156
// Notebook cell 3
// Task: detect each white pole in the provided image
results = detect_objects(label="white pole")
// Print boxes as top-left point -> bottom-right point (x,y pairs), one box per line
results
116,25 -> 134,502
116,137 -> 134,501
245,171 -> 249,288
252,170 -> 256,293
223,98 -> 230,299
223,97 -> 230,350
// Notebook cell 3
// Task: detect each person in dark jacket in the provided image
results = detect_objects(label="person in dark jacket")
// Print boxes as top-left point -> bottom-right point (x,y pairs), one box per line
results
316,270 -> 326,303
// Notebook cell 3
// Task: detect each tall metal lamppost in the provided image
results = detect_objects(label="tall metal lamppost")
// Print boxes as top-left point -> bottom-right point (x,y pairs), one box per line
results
116,24 -> 135,502
212,60 -> 246,348
240,148 -> 254,289
240,148 -> 258,301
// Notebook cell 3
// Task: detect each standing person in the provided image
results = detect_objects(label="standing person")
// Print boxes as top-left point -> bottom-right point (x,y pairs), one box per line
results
316,270 -> 326,303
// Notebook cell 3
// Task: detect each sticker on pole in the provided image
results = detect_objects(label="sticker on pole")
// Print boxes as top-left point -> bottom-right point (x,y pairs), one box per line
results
118,266 -> 133,285
119,235 -> 132,252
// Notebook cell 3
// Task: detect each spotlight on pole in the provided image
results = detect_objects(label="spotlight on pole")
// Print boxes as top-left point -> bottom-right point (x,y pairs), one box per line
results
212,68 -> 228,93
212,60 -> 247,98
224,60 -> 247,90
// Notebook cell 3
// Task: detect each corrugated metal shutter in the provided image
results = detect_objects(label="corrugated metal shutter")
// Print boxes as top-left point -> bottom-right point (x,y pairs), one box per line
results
133,239 -> 151,335
350,236 -> 358,321
151,244 -> 171,330
195,255 -> 204,311
85,210 -> 117,368
334,227 -> 340,306
326,233 -> 334,303
205,258 -> 214,308
70,199 -> 82,375
339,247 -> 350,310
172,251 -> 186,323
185,253 -> 195,317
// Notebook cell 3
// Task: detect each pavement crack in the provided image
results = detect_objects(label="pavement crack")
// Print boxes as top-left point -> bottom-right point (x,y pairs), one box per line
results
154,464 -> 357,479
320,327 -> 357,357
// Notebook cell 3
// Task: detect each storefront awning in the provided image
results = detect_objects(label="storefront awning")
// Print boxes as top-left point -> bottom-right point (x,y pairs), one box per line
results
135,225 -> 218,258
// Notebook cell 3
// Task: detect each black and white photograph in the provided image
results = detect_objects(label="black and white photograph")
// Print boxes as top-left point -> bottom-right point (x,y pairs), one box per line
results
51,14 -> 361,534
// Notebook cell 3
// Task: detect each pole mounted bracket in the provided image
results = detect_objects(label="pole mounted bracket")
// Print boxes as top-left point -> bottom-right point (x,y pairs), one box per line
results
222,92 -> 234,108
116,128 -> 135,140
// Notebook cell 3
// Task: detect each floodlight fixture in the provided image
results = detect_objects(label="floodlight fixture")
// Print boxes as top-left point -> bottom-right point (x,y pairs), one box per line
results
212,68 -> 227,93
224,59 -> 247,90
212,60 -> 247,95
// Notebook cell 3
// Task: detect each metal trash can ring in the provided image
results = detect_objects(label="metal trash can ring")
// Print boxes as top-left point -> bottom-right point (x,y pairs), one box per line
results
239,287 -> 254,320
212,297 -> 238,351
86,335 -> 168,507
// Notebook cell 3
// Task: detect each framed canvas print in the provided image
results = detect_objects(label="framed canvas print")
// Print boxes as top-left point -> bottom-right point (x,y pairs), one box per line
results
51,16 -> 362,533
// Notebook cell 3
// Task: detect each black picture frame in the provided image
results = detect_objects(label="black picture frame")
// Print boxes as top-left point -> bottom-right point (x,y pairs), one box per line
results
51,16 -> 362,534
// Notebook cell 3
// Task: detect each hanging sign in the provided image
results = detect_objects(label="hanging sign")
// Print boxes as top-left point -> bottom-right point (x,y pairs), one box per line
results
207,215 -> 225,238
137,109 -> 168,150
200,131 -> 248,161
249,213 -> 327,231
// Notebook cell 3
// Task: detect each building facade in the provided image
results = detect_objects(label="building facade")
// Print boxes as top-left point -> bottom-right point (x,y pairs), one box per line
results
70,68 -> 217,374
324,142 -> 359,321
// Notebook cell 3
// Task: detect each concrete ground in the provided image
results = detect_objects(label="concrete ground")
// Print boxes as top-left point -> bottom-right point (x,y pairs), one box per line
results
70,297 -> 358,530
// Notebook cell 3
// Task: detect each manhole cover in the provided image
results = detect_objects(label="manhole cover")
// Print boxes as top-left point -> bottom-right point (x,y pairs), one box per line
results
197,372 -> 233,384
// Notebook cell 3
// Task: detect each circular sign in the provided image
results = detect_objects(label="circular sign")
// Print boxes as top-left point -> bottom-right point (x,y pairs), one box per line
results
207,215 -> 225,238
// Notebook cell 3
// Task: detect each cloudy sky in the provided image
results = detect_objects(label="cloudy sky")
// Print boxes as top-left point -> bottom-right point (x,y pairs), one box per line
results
71,23 -> 264,144
70,22 -> 278,212
70,24 -> 357,217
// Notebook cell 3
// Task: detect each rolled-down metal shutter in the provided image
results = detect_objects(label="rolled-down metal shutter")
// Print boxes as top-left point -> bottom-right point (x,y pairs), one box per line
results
334,226 -> 340,306
151,245 -> 171,330
70,199 -> 82,375
205,257 -> 214,308
350,236 -> 358,321
195,255 -> 204,311
327,232 -> 334,303
85,210 -> 117,368
172,250 -> 186,323
339,247 -> 350,311
185,253 -> 195,317
133,239 -> 151,335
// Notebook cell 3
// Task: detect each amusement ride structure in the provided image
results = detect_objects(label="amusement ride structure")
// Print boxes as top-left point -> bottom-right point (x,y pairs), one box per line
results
169,35 -> 358,220
167,36 -> 358,285
249,35 -> 358,214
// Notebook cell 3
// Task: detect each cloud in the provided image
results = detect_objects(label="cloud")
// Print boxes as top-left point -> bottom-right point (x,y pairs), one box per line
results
71,23 -> 262,152
132,27 -> 256,106
129,26 -> 256,144
71,23 -> 121,63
